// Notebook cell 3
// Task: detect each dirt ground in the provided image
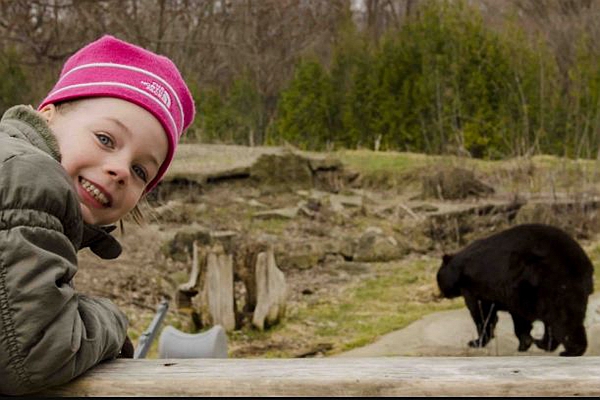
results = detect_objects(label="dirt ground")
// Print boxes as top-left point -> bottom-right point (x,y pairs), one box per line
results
72,144 -> 600,358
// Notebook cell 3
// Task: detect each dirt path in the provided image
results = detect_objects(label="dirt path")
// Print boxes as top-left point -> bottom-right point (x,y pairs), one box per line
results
337,293 -> 600,357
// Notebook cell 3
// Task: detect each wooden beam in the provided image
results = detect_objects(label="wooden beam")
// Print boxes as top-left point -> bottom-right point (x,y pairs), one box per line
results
40,357 -> 600,396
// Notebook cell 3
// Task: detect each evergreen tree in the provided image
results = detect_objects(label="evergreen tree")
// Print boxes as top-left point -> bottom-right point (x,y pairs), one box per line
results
276,58 -> 335,150
0,48 -> 30,114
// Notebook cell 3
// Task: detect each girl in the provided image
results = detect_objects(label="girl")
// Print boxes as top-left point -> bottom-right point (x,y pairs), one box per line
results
0,35 -> 195,395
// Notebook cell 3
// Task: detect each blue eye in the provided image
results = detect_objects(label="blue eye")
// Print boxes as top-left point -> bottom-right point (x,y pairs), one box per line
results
96,133 -> 113,147
133,165 -> 148,183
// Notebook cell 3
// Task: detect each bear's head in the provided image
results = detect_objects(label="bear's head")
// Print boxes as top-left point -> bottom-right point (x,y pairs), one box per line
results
436,253 -> 463,298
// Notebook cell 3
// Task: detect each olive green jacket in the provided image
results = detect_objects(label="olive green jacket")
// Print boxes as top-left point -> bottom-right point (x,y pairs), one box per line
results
0,105 -> 128,395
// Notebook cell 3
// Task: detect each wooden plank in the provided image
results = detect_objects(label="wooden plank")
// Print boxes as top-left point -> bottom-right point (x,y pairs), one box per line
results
40,357 -> 600,397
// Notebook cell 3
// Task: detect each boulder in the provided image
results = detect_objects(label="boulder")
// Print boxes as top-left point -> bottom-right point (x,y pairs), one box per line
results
353,227 -> 407,262
421,168 -> 494,200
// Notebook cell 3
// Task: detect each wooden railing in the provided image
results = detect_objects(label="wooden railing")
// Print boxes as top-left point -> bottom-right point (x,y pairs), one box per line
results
40,356 -> 600,396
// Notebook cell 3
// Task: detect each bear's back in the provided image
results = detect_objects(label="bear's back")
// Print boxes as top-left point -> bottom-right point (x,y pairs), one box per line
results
460,223 -> 593,295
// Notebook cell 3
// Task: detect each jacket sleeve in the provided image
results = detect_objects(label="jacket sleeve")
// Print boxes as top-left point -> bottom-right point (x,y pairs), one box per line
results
0,153 -> 129,395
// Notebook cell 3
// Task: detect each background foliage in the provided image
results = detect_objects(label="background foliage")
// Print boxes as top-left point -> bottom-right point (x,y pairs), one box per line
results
2,0 -> 600,159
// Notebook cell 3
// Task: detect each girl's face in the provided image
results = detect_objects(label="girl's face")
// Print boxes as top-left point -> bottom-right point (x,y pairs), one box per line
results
40,97 -> 168,225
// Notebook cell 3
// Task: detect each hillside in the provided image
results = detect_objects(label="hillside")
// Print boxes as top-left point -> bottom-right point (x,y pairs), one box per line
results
74,144 -> 600,358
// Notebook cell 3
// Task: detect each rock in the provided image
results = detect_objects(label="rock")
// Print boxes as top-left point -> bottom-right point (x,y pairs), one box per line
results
421,168 -> 494,200
320,253 -> 345,265
307,156 -> 343,171
411,203 -> 439,212
336,261 -> 370,275
248,199 -> 268,208
162,224 -> 212,261
298,205 -> 317,218
307,189 -> 331,200
298,191 -> 365,214
329,197 -> 345,213
365,226 -> 383,235
250,152 -> 313,191
274,239 -> 354,271
252,207 -> 299,220
330,194 -> 363,208
277,248 -> 322,270
151,200 -> 207,223
163,226 -> 239,261
353,228 -> 406,262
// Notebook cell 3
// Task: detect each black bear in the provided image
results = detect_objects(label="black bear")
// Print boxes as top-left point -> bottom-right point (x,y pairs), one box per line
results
436,223 -> 594,356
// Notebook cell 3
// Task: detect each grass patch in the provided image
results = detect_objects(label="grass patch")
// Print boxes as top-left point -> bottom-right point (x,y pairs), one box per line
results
250,217 -> 291,235
335,149 -> 600,196
249,255 -> 464,357
335,150 -> 435,191
335,149 -> 435,174
583,243 -> 600,292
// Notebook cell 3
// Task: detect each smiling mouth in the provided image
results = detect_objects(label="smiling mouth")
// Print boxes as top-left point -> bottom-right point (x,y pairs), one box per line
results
80,177 -> 111,207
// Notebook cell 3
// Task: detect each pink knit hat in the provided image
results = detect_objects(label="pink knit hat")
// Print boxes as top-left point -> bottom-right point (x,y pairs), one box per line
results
38,34 -> 195,192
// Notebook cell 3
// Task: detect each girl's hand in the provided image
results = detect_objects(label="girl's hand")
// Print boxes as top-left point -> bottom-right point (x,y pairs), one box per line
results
118,335 -> 134,358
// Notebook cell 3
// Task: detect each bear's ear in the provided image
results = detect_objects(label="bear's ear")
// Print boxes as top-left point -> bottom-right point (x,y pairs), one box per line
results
442,253 -> 454,264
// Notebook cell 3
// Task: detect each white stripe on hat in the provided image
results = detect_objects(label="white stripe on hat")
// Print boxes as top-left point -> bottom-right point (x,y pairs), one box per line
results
58,62 -> 184,132
49,81 -> 179,137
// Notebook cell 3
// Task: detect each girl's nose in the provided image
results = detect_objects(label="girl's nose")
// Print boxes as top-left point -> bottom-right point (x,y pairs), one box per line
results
105,162 -> 130,185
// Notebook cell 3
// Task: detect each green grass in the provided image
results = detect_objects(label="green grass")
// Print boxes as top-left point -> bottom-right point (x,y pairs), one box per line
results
583,243 -> 600,292
335,149 -> 600,196
239,255 -> 464,357
250,217 -> 291,235
335,149 -> 435,174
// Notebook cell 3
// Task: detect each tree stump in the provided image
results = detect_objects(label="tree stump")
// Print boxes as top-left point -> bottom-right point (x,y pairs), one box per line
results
194,243 -> 236,332
176,237 -> 288,332
176,241 -> 200,312
235,240 -> 288,330
252,247 -> 287,330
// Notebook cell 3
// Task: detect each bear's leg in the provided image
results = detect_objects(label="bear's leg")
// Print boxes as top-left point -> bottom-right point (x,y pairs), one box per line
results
510,313 -> 533,352
464,295 -> 498,348
560,324 -> 587,357
534,324 -> 560,352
